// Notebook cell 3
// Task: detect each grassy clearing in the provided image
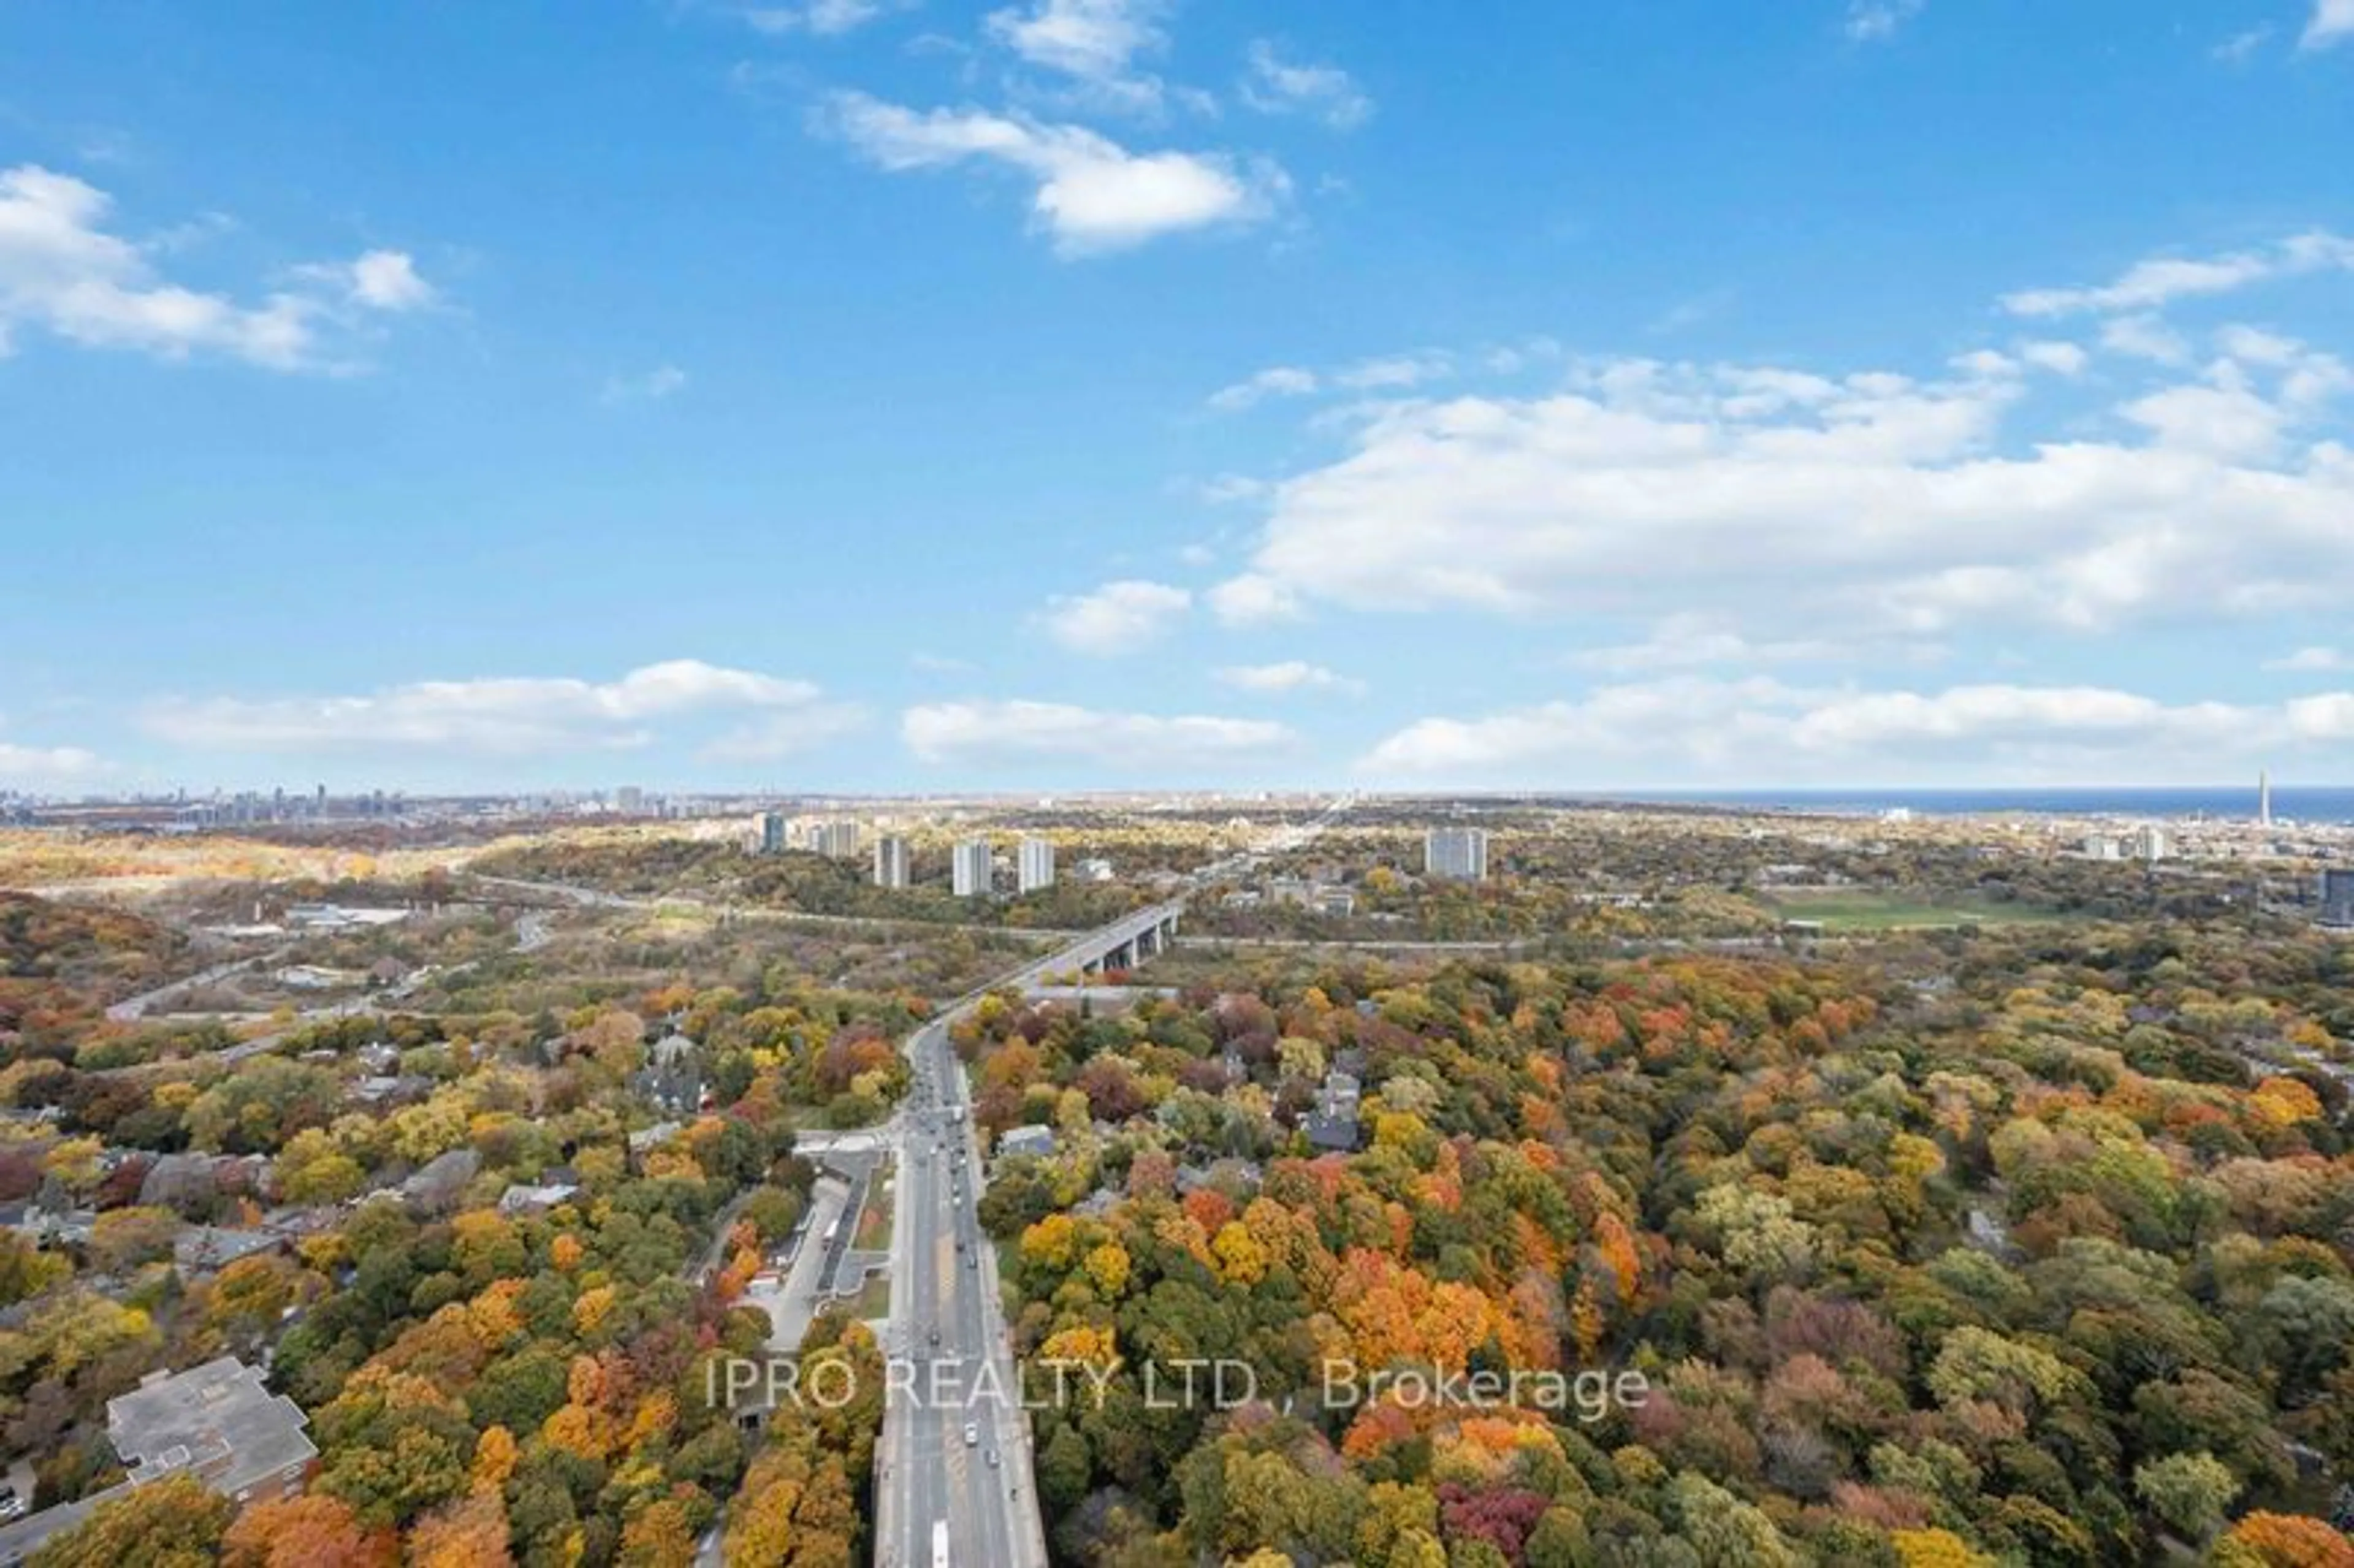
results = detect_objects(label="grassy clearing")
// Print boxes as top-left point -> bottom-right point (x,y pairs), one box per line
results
842,1273 -> 892,1321
1767,888 -> 2083,931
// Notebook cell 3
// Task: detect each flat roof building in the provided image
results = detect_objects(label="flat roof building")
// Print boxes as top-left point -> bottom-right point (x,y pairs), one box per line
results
952,839 -> 992,898
1017,837 -> 1056,894
1424,826 -> 1490,881
874,835 -> 912,889
110,1356 -> 318,1505
2323,867 -> 2354,929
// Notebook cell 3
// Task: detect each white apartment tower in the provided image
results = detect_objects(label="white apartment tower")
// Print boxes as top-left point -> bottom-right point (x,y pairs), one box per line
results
873,835 -> 911,889
1424,826 -> 1490,881
805,820 -> 861,859
951,839 -> 993,898
1017,837 -> 1056,893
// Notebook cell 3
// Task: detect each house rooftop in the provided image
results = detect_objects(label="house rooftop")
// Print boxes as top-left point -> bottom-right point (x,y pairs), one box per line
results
107,1355 -> 317,1498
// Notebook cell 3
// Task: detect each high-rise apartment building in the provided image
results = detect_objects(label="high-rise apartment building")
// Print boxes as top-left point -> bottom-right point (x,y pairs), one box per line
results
804,820 -> 861,858
874,835 -> 911,889
1424,826 -> 1490,881
951,839 -> 993,898
1017,837 -> 1056,893
2322,868 -> 2354,929
759,812 -> 787,854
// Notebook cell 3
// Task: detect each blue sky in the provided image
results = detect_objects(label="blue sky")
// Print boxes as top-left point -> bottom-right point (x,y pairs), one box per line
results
5,0 -> 2354,795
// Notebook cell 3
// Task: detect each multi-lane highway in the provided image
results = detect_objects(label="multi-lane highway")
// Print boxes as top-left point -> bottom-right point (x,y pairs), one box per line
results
876,907 -> 1189,1568
876,799 -> 1354,1567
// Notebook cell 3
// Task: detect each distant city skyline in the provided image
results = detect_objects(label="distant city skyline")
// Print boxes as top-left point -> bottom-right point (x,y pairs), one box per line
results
5,4 -> 2354,793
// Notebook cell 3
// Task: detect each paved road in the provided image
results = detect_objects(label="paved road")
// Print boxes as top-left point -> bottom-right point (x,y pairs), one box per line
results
875,898 -> 1236,1568
877,802 -> 1355,1567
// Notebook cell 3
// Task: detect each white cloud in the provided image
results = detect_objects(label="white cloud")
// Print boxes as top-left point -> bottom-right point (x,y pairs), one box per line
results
1207,573 -> 1305,626
2003,231 -> 2354,318
1845,0 -> 1924,42
602,364 -> 689,403
2100,314 -> 2190,363
1207,365 -> 1317,411
141,660 -> 845,756
2017,340 -> 2089,375
1208,351 -> 1458,411
346,249 -> 435,311
904,699 -> 1294,771
0,742 -> 105,787
1360,677 -> 2354,785
1039,579 -> 1191,655
0,165 -> 313,367
743,0 -> 889,35
2302,0 -> 2354,50
2214,25 -> 2273,63
1215,661 -> 1362,695
1333,352 -> 1454,390
1569,615 -> 1891,674
0,166 -> 436,370
1240,40 -> 1372,129
1213,340 -> 2354,641
821,91 -> 1284,254
986,0 -> 1168,110
2268,646 -> 2352,672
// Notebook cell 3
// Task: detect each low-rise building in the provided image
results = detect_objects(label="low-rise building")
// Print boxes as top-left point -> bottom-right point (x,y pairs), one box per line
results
109,1357 -> 318,1505
0,1357 -> 318,1561
1303,1070 -> 1363,1153
173,1227 -> 283,1278
996,1124 -> 1056,1160
499,1178 -> 583,1216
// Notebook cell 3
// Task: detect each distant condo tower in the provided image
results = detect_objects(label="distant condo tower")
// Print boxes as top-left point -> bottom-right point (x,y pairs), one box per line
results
873,835 -> 910,889
2322,867 -> 2354,929
1424,826 -> 1490,881
806,819 -> 861,859
1017,836 -> 1056,893
951,839 -> 993,898
2260,771 -> 2273,828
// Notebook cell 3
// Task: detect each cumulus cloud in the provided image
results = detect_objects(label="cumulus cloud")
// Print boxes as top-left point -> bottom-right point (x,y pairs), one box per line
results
321,249 -> 436,311
903,699 -> 1294,772
140,660 -> 852,759
1240,40 -> 1372,129
2303,0 -> 2354,50
1038,579 -> 1192,655
0,741 -> 105,787
821,91 -> 1284,254
2268,646 -> 2352,672
1206,573 -> 1305,626
986,0 -> 1170,111
2002,231 -> 2354,318
0,165 -> 435,369
1569,615 -> 1893,674
1214,660 -> 1362,695
1210,340 -> 2354,641
1360,678 -> 2354,786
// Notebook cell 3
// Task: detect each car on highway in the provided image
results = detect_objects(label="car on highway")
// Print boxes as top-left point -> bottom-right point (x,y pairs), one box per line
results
963,1422 -> 979,1446
986,1448 -> 1000,1469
